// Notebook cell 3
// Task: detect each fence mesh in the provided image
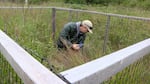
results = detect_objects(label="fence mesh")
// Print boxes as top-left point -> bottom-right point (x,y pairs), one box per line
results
0,53 -> 23,84
0,1 -> 150,83
103,54 -> 150,84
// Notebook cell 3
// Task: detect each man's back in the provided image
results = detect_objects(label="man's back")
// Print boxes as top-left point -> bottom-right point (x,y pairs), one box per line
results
57,22 -> 85,49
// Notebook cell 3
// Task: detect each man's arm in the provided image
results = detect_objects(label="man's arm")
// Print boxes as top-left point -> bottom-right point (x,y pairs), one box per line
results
78,35 -> 86,48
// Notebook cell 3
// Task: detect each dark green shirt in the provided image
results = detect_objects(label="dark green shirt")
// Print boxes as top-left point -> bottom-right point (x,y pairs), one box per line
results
57,22 -> 86,49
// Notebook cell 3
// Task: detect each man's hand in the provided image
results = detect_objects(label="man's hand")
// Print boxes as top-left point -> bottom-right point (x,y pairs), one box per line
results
72,44 -> 80,50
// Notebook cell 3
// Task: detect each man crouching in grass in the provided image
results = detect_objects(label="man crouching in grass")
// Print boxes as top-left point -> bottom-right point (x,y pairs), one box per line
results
57,20 -> 93,51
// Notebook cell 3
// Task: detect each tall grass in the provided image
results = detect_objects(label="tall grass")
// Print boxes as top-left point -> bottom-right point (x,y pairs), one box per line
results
0,53 -> 23,84
103,54 -> 150,84
0,1 -> 150,83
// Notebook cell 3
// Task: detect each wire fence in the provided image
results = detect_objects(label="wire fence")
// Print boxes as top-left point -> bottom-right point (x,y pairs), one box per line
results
0,1 -> 150,83
59,39 -> 150,84
103,54 -> 150,84
0,53 -> 23,84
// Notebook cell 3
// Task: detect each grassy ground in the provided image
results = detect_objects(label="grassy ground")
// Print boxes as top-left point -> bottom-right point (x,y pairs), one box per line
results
0,1 -> 150,83
103,54 -> 150,84
0,53 -> 23,84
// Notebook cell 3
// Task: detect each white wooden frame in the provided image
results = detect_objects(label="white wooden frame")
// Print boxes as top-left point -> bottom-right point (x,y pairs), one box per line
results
0,30 -> 66,84
60,38 -> 150,84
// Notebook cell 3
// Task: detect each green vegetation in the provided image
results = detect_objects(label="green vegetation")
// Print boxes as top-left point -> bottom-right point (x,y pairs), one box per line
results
0,1 -> 150,83
0,53 -> 23,84
9,0 -> 150,10
104,54 -> 150,84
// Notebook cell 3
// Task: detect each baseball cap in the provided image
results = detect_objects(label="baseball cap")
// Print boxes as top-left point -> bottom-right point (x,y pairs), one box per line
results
82,20 -> 93,33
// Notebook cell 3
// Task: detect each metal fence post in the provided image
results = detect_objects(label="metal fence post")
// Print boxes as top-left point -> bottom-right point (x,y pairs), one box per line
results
25,0 -> 28,6
76,11 -> 79,20
68,10 -> 72,22
22,7 -> 25,28
103,15 -> 111,54
52,8 -> 56,40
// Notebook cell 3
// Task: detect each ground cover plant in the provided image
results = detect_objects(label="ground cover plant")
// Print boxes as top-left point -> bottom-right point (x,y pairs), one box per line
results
0,1 -> 150,83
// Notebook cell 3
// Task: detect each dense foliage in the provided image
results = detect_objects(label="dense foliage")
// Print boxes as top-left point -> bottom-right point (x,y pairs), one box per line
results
64,0 -> 150,9
9,0 -> 150,10
8,0 -> 49,4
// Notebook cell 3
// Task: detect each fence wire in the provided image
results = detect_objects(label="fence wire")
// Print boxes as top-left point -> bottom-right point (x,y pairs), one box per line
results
0,1 -> 150,83
103,54 -> 150,84
0,53 -> 23,84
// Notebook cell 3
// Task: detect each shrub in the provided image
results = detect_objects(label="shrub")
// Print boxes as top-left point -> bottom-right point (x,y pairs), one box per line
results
140,0 -> 150,10
64,0 -> 109,5
18,0 -> 49,4
64,0 -> 86,4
